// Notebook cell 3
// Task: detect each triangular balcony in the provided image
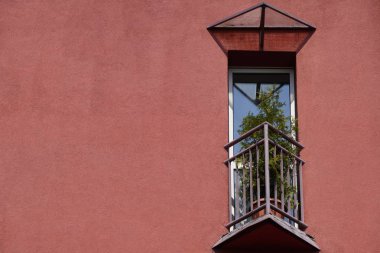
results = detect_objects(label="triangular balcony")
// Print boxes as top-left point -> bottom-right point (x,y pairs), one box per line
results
213,122 -> 319,252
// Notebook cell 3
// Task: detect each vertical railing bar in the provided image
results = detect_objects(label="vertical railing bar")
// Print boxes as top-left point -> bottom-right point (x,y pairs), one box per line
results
249,149 -> 253,212
234,168 -> 240,221
287,156 -> 291,216
228,161 -> 232,223
299,161 -> 305,222
280,149 -> 285,211
256,145 -> 260,206
274,146 -> 278,207
264,123 -> 270,215
293,159 -> 299,220
242,154 -> 247,215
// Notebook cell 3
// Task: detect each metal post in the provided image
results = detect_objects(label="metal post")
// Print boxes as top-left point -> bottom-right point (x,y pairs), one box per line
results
299,162 -> 305,222
242,154 -> 246,215
264,123 -> 270,214
256,146 -> 260,206
234,169 -> 240,221
249,149 -> 253,212
228,162 -> 232,223
259,6 -> 266,51
293,159 -> 299,219
274,147 -> 277,207
280,150 -> 285,211
287,164 -> 291,215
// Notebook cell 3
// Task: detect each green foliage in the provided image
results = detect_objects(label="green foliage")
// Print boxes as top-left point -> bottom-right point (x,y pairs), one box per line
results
237,88 -> 299,210
239,88 -> 291,135
238,87 -> 297,147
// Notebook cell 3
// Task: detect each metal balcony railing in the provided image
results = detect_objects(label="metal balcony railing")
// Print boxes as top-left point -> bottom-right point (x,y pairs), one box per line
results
224,122 -> 307,231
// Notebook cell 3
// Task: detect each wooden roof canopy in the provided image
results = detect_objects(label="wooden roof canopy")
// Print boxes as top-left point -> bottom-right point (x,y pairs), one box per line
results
207,2 -> 316,54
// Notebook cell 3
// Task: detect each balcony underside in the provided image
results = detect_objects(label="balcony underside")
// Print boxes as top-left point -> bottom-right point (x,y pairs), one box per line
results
213,214 -> 320,252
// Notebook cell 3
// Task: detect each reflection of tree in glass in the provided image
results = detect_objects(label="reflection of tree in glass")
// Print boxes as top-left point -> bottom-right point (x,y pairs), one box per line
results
237,87 -> 299,212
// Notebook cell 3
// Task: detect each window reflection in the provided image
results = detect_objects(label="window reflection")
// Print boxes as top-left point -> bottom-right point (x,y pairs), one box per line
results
233,73 -> 291,154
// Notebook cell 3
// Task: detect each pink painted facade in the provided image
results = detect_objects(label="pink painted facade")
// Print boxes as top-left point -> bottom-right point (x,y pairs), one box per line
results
0,0 -> 379,252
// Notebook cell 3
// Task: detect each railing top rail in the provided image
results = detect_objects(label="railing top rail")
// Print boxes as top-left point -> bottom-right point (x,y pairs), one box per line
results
224,122 -> 304,150
267,123 -> 304,149
268,139 -> 305,163
224,122 -> 266,150
224,139 -> 264,165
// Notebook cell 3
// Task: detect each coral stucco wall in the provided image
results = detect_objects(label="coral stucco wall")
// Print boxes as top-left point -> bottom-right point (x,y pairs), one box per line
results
0,0 -> 379,252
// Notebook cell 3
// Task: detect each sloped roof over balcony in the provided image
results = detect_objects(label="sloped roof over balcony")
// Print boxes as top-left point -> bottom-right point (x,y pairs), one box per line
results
208,2 -> 316,54
213,215 -> 320,252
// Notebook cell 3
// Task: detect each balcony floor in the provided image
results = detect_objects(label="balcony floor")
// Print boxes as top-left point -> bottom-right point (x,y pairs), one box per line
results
213,214 -> 320,252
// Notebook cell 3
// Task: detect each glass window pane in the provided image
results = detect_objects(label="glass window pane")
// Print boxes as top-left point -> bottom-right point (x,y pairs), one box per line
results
264,8 -> 307,28
233,73 -> 291,154
216,7 -> 261,28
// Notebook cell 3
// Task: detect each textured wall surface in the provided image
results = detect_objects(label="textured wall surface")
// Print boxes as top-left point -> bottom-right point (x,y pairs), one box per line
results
0,0 -> 379,252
